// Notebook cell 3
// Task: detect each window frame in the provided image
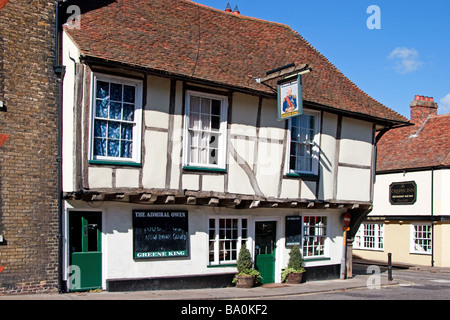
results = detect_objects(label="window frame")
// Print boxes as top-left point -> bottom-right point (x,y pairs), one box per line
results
183,90 -> 228,171
208,216 -> 249,266
301,214 -> 329,259
354,223 -> 384,251
410,223 -> 432,255
286,109 -> 321,176
89,73 -> 143,166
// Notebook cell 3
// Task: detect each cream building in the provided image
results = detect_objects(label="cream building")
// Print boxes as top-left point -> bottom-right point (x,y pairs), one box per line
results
354,96 -> 450,267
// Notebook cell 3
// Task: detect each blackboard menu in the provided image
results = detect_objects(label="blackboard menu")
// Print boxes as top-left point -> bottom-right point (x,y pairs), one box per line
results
285,216 -> 301,246
133,210 -> 189,259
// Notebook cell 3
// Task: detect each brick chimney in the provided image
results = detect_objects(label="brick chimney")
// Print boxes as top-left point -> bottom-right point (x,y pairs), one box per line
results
410,95 -> 438,125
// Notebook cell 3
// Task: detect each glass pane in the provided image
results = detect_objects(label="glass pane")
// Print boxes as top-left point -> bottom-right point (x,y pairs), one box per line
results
121,123 -> 133,140
201,113 -> 210,131
93,138 -> 106,156
190,96 -> 200,113
189,112 -> 200,130
110,102 -> 122,120
211,100 -> 221,116
96,99 -> 109,118
107,139 -> 120,157
108,122 -> 121,139
96,81 -> 109,99
201,97 -> 210,114
110,83 -> 123,101
123,85 -> 135,103
211,115 -> 220,131
120,140 -> 132,158
94,120 -> 107,138
123,104 -> 135,121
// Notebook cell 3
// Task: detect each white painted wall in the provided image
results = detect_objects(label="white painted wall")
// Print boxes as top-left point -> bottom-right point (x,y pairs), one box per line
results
63,201 -> 345,287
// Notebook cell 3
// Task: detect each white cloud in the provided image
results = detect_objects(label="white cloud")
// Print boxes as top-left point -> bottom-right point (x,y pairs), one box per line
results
388,47 -> 423,74
439,93 -> 450,114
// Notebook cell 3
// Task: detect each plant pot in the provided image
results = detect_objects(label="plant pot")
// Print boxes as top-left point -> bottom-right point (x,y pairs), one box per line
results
235,275 -> 255,288
286,272 -> 303,284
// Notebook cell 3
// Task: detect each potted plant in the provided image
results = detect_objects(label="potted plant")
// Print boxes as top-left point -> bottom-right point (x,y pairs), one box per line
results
281,245 -> 305,284
233,243 -> 261,288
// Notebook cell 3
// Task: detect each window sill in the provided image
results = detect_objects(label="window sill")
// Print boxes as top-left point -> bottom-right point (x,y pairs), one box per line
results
89,159 -> 142,167
285,172 -> 319,181
183,166 -> 227,173
207,263 -> 237,268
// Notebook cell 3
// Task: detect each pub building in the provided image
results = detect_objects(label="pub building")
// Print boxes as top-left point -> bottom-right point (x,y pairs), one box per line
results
354,96 -> 450,268
60,0 -> 409,291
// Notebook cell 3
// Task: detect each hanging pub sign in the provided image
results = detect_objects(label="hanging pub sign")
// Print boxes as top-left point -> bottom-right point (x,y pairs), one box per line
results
133,210 -> 189,259
277,74 -> 303,120
389,181 -> 417,205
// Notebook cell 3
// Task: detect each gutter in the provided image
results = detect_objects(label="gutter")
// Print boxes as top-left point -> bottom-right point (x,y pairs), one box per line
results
53,0 -> 66,293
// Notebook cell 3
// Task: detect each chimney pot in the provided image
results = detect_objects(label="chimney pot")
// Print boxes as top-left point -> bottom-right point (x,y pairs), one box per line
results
225,2 -> 232,12
414,95 -> 420,101
232,5 -> 240,15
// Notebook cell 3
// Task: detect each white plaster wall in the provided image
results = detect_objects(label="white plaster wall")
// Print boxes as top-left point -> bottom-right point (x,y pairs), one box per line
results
319,113 -> 337,200
61,32 -> 80,191
370,171 -> 432,216
77,203 -> 346,285
339,118 -> 373,166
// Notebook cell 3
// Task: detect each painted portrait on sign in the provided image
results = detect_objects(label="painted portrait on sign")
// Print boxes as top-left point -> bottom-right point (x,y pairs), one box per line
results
277,75 -> 303,120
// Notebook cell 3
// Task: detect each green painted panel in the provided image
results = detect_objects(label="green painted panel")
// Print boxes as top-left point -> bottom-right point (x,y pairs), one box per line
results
71,252 -> 102,291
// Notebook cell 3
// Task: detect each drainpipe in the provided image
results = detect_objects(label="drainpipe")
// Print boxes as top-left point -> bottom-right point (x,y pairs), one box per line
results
431,168 -> 434,267
53,0 -> 66,293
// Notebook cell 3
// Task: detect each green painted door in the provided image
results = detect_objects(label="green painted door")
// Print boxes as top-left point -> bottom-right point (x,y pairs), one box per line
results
69,212 -> 102,291
255,221 -> 276,284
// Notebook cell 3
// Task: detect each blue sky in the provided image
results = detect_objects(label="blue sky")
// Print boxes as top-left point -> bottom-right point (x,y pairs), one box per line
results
194,0 -> 450,118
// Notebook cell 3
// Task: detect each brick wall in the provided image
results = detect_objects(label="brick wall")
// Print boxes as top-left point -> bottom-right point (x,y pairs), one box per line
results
0,0 -> 59,294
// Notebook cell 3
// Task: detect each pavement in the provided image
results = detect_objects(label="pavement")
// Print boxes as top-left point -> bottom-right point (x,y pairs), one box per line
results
0,273 -> 399,300
1,262 -> 449,300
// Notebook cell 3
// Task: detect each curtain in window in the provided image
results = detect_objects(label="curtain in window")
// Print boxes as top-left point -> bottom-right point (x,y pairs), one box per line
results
188,96 -> 221,166
93,80 -> 135,159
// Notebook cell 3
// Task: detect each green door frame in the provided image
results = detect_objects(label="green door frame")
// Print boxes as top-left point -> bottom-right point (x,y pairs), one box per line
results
68,211 -> 102,291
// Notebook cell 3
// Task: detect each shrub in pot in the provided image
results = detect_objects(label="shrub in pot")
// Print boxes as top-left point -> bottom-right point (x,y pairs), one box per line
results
233,243 -> 261,288
281,245 -> 305,284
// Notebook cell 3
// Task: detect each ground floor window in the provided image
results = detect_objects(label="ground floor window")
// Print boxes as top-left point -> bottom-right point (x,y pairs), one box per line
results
411,224 -> 432,254
208,217 -> 248,265
302,215 -> 327,257
355,223 -> 384,250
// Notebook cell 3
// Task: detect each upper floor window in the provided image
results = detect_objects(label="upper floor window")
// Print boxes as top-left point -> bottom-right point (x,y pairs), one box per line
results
90,74 -> 143,165
287,110 -> 320,176
183,91 -> 228,170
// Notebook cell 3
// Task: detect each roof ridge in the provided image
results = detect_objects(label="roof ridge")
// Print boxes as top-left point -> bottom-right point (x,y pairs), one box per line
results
184,0 -> 292,28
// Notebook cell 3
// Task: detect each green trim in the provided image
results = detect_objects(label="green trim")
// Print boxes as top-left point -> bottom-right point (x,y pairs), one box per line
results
207,263 -> 237,268
285,172 -> 319,180
183,166 -> 227,173
89,159 -> 142,167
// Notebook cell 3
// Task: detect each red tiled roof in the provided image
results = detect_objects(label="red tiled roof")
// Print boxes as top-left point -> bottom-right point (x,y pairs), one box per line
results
377,113 -> 450,171
65,0 -> 408,124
